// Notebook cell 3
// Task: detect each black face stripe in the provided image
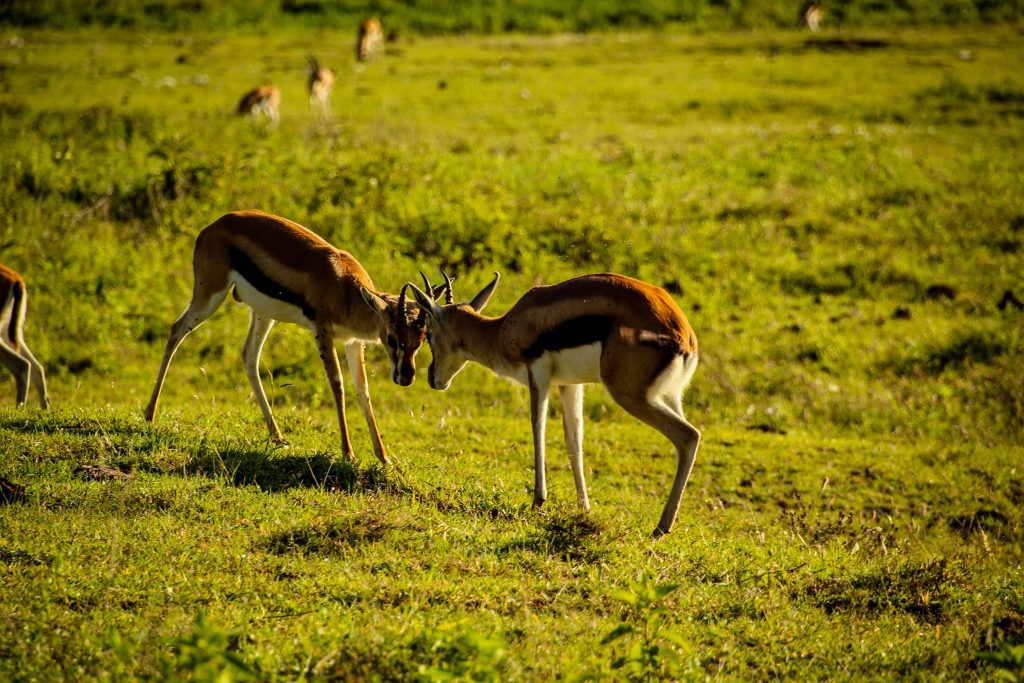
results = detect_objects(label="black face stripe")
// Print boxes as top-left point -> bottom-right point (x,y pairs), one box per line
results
522,315 -> 613,360
229,247 -> 317,321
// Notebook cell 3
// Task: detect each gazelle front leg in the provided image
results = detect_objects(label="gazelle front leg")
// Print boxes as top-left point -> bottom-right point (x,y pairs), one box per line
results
528,364 -> 551,508
241,312 -> 285,444
314,327 -> 354,460
344,340 -> 388,465
560,383 -> 590,510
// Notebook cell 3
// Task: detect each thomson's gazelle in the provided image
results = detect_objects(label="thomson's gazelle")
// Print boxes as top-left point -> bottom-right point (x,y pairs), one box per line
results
144,210 -> 428,465
356,18 -> 383,63
308,56 -> 335,119
410,272 -> 701,536
237,84 -> 281,125
0,263 -> 50,408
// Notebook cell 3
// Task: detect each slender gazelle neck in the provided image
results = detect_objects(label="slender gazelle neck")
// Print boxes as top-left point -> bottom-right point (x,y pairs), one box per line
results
448,307 -> 508,369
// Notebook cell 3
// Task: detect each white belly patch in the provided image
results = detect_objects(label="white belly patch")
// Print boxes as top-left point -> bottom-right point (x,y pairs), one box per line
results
230,272 -> 314,329
549,343 -> 603,385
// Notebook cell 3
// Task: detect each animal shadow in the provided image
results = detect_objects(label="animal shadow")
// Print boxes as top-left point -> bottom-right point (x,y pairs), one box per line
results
497,510 -> 607,564
183,446 -> 399,494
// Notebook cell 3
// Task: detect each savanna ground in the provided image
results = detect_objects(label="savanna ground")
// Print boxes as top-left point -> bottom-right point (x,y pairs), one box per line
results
1,19 -> 1023,681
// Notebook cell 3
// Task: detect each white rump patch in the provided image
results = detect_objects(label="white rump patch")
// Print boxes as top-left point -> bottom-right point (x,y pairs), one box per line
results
647,352 -> 698,404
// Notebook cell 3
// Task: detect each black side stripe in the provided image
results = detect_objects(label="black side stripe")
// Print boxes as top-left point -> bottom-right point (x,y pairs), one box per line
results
229,247 -> 317,322
522,315 -> 612,360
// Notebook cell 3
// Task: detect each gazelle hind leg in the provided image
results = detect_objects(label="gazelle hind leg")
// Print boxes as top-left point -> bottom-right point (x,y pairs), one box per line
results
607,379 -> 700,537
560,384 -> 589,510
0,336 -> 31,405
528,364 -> 552,508
7,285 -> 49,408
16,342 -> 49,409
654,412 -> 700,537
144,287 -> 229,421
345,341 -> 388,465
241,312 -> 284,443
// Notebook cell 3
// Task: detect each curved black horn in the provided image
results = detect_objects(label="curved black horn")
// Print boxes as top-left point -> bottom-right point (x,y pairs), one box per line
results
420,271 -> 434,297
398,283 -> 409,319
441,269 -> 455,304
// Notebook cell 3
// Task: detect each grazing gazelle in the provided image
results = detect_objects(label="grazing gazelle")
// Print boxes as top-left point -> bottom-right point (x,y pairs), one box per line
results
802,0 -> 823,32
308,56 -> 335,119
356,18 -> 384,63
409,271 -> 701,537
237,84 -> 281,125
144,210 -> 430,465
0,263 -> 50,408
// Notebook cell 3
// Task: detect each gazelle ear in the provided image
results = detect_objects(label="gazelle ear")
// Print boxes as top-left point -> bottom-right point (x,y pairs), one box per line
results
359,286 -> 389,320
408,283 -> 443,320
469,272 -> 500,312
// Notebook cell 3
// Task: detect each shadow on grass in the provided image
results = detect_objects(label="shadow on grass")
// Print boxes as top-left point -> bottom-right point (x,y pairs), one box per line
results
1,408 -> 416,499
181,447 -> 405,494
803,558 -> 966,625
0,412 -> 153,439
411,482 -> 524,522
263,512 -> 418,556
497,511 -> 607,564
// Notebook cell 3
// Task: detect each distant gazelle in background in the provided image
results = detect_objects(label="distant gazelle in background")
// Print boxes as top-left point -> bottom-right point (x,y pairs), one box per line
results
0,263 -> 50,408
356,18 -> 384,63
237,84 -> 281,125
410,271 -> 701,537
802,1 -> 824,32
308,56 -> 335,119
144,210 -> 431,465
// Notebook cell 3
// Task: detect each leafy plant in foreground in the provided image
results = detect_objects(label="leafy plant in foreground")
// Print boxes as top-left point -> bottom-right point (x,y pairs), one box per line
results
594,571 -> 698,680
413,620 -> 510,681
160,611 -> 256,682
978,640 -> 1024,682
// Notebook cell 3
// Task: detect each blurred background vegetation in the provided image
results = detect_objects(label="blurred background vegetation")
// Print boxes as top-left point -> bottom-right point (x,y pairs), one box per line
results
2,0 -> 1023,33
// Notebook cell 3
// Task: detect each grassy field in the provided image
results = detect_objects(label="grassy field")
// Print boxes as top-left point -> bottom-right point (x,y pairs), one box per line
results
1,23 -> 1023,680
4,0 -> 1021,33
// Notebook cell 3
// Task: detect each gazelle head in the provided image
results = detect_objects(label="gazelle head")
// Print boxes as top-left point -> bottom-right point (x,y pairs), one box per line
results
360,284 -> 428,387
409,270 -> 500,391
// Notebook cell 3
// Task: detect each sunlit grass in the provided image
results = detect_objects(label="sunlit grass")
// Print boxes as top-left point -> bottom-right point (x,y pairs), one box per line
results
0,25 -> 1022,679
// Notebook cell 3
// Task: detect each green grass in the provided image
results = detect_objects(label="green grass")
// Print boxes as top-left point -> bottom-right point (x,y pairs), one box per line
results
3,0 -> 1022,33
1,24 -> 1023,680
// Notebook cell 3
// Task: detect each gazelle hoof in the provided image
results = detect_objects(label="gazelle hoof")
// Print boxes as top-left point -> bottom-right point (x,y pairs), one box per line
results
651,527 -> 668,539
